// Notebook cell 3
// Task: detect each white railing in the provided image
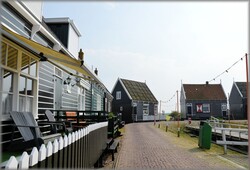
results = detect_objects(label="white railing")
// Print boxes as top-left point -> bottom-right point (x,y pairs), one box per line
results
215,127 -> 248,154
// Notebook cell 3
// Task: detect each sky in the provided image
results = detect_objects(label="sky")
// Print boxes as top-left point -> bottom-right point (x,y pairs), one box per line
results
43,1 -> 248,113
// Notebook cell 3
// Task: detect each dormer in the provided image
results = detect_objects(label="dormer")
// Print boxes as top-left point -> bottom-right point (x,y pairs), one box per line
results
43,17 -> 81,58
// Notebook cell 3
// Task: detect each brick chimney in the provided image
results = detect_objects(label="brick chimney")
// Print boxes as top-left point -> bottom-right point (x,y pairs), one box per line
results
78,49 -> 84,61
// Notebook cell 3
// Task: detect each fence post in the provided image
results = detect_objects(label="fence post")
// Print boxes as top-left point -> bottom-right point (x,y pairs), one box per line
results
29,147 -> 39,168
63,135 -> 68,168
67,133 -> 73,168
75,131 -> 79,168
38,144 -> 46,168
79,129 -> 83,168
5,156 -> 18,169
82,128 -> 85,168
46,141 -> 53,168
71,132 -> 76,168
86,126 -> 90,168
222,129 -> 227,154
52,138 -> 59,168
58,137 -> 64,168
18,151 -> 29,169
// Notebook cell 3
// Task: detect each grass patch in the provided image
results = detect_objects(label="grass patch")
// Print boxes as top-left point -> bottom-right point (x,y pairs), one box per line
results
155,121 -> 246,155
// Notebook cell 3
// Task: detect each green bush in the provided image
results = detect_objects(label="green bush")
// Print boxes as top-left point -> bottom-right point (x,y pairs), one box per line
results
169,111 -> 181,120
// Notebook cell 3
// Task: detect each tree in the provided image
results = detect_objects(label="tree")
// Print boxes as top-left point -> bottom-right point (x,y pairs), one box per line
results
169,111 -> 181,120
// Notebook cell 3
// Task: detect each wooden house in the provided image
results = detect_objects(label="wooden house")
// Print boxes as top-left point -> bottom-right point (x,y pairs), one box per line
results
0,1 -> 112,150
180,82 -> 227,120
229,82 -> 247,119
112,78 -> 158,123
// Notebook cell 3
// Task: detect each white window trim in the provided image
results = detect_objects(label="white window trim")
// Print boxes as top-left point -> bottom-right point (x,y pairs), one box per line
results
78,87 -> 85,110
0,40 -> 39,120
202,104 -> 210,113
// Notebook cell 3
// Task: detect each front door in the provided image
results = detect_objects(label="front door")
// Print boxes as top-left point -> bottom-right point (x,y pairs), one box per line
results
54,76 -> 62,110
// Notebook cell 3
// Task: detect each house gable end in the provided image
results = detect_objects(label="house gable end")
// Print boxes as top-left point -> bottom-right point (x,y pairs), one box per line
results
111,78 -> 132,102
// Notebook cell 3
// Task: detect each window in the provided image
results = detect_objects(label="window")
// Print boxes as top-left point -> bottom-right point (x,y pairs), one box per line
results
96,94 -> 102,111
154,104 -> 158,115
19,76 -> 34,112
186,103 -> 192,115
21,53 -> 37,76
116,91 -> 121,100
143,104 -> 149,115
1,70 -> 14,115
202,104 -> 210,113
78,87 -> 85,110
0,39 -> 38,119
196,103 -> 210,113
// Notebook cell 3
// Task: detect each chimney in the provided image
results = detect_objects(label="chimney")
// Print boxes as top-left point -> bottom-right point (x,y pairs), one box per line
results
94,68 -> 98,75
206,81 -> 209,85
78,49 -> 84,61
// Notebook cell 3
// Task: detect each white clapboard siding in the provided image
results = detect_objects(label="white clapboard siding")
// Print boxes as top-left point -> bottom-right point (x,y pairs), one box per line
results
29,147 -> 39,167
5,156 -> 18,169
18,152 -> 29,169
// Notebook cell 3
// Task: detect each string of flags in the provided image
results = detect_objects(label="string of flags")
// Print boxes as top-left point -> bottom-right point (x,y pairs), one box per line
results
208,54 -> 247,83
166,92 -> 176,103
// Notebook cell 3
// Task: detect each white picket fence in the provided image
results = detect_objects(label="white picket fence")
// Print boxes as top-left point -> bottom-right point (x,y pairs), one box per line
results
3,122 -> 108,169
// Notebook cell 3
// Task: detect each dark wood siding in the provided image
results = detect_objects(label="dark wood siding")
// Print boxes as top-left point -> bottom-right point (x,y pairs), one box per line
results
46,23 -> 69,48
112,80 -> 133,123
186,99 -> 227,120
229,84 -> 246,119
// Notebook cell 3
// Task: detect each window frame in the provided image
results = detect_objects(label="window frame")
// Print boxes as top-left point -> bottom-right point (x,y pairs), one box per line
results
202,104 -> 210,113
143,103 -> 149,115
0,38 -> 39,120
116,91 -> 121,100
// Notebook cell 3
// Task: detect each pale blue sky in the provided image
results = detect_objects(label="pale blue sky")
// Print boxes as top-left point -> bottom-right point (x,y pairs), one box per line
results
43,1 -> 248,113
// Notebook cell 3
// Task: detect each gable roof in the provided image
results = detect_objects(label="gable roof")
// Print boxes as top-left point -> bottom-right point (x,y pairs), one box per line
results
183,83 -> 227,100
120,78 -> 158,103
235,82 -> 246,98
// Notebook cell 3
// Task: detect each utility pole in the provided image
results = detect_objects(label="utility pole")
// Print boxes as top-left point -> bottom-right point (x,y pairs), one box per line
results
160,100 -> 162,114
177,90 -> 180,137
246,53 -> 250,167
159,100 -> 166,122
177,90 -> 179,113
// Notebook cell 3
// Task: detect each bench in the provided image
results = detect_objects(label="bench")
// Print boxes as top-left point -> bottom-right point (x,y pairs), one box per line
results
109,139 -> 119,161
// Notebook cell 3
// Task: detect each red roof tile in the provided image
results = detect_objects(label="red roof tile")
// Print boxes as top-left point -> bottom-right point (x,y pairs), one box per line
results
183,84 -> 227,100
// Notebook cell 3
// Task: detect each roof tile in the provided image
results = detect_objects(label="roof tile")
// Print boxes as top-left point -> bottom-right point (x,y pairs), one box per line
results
121,79 -> 158,103
183,84 -> 226,100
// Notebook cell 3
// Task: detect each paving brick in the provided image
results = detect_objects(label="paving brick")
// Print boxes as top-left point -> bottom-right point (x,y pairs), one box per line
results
115,122 -> 247,169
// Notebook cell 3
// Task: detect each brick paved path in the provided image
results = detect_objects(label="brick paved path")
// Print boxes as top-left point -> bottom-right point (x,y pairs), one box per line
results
115,122 -> 245,169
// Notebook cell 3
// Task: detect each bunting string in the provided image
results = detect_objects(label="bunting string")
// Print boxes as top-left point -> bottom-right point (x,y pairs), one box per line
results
208,55 -> 246,83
